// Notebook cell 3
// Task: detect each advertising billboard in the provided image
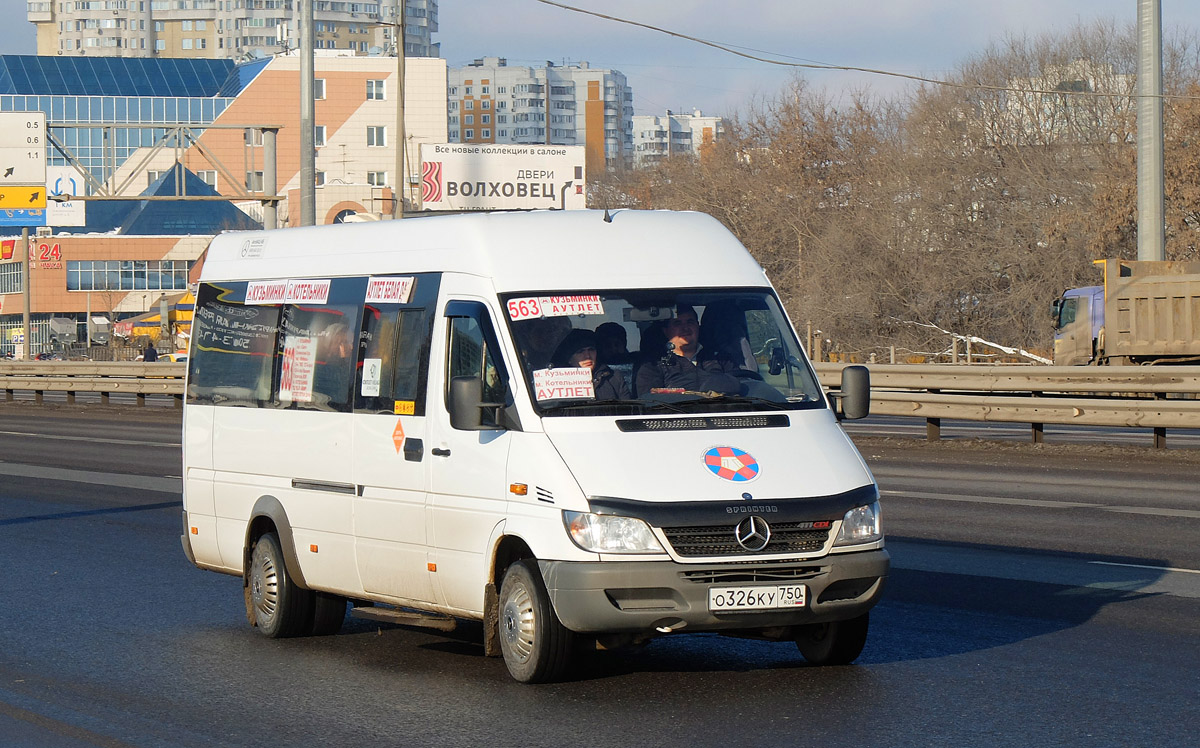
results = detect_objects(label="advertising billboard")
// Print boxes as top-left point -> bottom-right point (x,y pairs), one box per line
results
419,144 -> 586,211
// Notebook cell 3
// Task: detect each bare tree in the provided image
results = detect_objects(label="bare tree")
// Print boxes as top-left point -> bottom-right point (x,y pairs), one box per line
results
592,20 -> 1200,361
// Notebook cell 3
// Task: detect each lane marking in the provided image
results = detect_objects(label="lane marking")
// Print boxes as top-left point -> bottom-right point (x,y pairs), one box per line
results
880,489 -> 1101,509
0,430 -> 179,448
0,462 -> 180,493
1089,560 -> 1200,575
888,540 -> 1200,599
881,488 -> 1199,520
0,699 -> 141,748
1100,506 -> 1200,519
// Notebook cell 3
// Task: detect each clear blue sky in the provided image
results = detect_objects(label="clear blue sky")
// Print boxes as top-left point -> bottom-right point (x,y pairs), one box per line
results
4,1 -> 1200,117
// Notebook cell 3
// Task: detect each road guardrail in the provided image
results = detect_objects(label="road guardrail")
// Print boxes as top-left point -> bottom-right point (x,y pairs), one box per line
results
0,361 -> 186,406
3,361 -> 1198,446
815,363 -> 1200,448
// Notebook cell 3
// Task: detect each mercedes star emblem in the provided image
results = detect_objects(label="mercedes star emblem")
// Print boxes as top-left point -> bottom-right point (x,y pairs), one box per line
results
735,516 -> 771,552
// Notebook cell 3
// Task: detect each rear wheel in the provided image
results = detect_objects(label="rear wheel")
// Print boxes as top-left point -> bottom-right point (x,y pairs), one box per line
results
247,532 -> 313,638
795,613 -> 869,665
498,560 -> 574,683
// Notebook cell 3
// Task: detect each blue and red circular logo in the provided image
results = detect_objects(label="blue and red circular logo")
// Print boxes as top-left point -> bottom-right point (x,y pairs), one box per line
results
703,446 -> 760,482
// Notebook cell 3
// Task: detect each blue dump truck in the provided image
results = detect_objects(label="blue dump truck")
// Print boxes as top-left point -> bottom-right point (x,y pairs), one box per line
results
1053,259 -> 1200,365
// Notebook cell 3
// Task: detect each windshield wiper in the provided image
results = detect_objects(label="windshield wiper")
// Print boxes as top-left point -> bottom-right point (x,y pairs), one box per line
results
539,398 -> 691,415
672,394 -> 791,411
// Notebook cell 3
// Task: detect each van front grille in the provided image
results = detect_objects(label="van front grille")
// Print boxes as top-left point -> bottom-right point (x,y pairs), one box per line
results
661,523 -> 829,557
680,565 -> 825,584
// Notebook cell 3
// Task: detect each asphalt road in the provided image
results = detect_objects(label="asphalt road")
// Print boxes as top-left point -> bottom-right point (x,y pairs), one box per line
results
0,404 -> 1197,747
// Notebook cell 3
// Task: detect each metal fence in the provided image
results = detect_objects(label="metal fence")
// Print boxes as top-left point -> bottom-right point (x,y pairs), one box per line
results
814,363 -> 1200,448
3,361 -> 1199,447
0,361 -> 185,406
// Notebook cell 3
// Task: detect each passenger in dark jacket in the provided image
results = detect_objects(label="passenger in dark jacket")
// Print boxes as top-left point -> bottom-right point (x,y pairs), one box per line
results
551,328 -> 631,401
633,306 -> 743,396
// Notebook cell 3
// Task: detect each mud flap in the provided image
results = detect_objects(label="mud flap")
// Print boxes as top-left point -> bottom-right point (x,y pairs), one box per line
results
483,582 -> 500,657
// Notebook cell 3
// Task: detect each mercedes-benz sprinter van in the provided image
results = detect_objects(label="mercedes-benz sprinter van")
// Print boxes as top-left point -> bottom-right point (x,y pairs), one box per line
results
180,209 -> 887,682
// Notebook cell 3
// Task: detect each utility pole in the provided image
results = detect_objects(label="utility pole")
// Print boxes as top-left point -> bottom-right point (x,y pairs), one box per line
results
1137,0 -> 1165,261
299,0 -> 316,226
395,24 -> 406,219
21,228 -> 31,360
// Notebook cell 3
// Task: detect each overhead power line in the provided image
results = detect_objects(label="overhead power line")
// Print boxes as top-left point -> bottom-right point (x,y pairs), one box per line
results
535,0 -> 1199,102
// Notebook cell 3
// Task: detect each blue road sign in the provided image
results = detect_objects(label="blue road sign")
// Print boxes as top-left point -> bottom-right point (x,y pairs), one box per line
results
0,209 -> 47,227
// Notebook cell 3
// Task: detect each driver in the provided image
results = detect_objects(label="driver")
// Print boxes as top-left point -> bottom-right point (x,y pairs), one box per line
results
633,305 -> 744,396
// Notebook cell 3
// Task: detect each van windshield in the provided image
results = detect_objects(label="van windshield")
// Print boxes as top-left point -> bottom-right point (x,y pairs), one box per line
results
501,289 -> 826,416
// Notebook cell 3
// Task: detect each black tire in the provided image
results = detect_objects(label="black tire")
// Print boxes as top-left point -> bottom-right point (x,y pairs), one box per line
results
795,612 -> 870,665
497,560 -> 574,683
247,532 -> 313,638
309,591 -> 347,636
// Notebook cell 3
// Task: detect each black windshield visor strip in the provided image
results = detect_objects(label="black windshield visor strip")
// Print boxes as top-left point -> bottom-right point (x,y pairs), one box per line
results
586,484 -> 878,526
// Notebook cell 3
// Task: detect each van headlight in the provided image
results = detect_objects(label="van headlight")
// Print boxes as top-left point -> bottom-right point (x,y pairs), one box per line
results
563,511 -> 665,554
834,502 -> 882,546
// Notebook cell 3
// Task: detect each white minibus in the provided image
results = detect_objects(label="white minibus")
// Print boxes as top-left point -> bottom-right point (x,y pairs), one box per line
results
181,209 -> 887,682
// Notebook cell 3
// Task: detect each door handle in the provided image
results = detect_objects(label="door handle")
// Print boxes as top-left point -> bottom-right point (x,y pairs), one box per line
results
431,447 -> 451,457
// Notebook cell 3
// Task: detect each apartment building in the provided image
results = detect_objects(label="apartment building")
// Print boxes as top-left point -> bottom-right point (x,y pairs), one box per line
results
631,109 -> 724,168
27,0 -> 437,60
448,57 -> 633,174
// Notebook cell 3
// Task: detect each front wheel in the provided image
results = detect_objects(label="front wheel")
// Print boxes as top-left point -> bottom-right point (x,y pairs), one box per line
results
795,613 -> 869,665
247,531 -> 313,638
497,560 -> 574,683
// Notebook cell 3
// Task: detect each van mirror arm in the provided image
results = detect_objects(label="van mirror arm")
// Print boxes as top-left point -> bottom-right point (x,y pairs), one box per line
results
836,365 -> 871,421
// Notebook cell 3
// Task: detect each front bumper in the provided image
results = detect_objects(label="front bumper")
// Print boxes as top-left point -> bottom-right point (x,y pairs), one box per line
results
538,548 -> 888,634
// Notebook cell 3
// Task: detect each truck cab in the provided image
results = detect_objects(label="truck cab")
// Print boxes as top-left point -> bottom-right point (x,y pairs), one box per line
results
1052,285 -> 1103,366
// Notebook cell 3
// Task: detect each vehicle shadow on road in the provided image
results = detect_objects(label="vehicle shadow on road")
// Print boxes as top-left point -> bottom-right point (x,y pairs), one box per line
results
326,541 -> 1185,680
860,545 -> 1180,664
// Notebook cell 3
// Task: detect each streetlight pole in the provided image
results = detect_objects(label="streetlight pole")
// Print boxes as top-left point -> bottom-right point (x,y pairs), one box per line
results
1137,0 -> 1165,262
371,9 -> 405,219
299,0 -> 316,226
395,33 -> 406,219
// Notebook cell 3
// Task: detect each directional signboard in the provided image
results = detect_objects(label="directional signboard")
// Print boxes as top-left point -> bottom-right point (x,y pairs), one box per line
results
46,166 -> 85,226
0,186 -> 45,209
0,112 -> 47,211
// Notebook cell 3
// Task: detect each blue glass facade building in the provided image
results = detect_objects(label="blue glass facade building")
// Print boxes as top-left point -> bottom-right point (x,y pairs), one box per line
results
0,55 -> 268,189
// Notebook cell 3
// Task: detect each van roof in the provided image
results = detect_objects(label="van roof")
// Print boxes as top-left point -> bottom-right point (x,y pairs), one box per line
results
199,209 -> 768,292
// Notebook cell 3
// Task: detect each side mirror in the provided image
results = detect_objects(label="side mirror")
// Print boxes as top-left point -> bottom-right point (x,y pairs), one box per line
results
838,365 -> 870,420
448,376 -> 507,431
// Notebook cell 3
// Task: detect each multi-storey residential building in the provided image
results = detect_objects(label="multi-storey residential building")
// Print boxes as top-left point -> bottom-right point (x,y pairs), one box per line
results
989,60 -> 1135,146
631,109 -> 724,168
448,57 -> 633,175
27,0 -> 437,60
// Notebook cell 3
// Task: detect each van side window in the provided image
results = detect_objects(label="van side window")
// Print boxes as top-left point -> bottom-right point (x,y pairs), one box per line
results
187,281 -> 281,406
355,308 -> 432,414
354,273 -> 440,415
446,309 -> 508,428
274,277 -> 366,413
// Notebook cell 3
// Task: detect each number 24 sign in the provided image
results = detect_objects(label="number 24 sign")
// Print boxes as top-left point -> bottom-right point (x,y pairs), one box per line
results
37,243 -> 62,262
